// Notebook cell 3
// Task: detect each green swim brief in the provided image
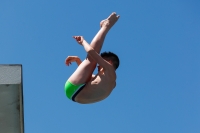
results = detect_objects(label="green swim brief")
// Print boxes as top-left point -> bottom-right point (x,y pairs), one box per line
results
64,81 -> 85,101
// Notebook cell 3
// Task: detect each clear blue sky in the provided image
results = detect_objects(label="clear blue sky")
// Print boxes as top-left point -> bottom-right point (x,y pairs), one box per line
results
1,0 -> 200,133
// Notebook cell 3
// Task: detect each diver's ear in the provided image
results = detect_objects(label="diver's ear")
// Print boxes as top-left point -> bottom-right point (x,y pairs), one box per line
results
108,60 -> 113,65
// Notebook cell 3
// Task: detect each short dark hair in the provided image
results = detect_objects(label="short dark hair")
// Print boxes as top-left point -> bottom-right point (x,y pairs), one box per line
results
100,51 -> 120,70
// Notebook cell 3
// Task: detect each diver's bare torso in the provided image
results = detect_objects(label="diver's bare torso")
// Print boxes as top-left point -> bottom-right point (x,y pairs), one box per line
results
75,67 -> 116,104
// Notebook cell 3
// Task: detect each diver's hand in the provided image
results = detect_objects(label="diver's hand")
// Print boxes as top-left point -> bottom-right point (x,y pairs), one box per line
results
73,36 -> 84,45
65,56 -> 81,66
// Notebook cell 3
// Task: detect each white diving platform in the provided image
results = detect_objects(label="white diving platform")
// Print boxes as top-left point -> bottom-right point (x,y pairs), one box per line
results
0,65 -> 24,133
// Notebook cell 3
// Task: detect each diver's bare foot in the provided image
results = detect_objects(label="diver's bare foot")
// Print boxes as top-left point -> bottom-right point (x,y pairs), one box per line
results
100,12 -> 120,29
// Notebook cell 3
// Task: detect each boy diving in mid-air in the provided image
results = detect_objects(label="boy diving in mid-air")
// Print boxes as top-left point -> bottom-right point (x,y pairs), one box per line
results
64,12 -> 120,104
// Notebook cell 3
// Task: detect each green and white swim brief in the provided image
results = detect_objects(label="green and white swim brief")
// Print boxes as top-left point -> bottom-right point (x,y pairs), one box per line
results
64,81 -> 85,101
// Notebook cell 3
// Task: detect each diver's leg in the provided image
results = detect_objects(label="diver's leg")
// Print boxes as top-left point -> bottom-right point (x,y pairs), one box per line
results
68,13 -> 120,84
